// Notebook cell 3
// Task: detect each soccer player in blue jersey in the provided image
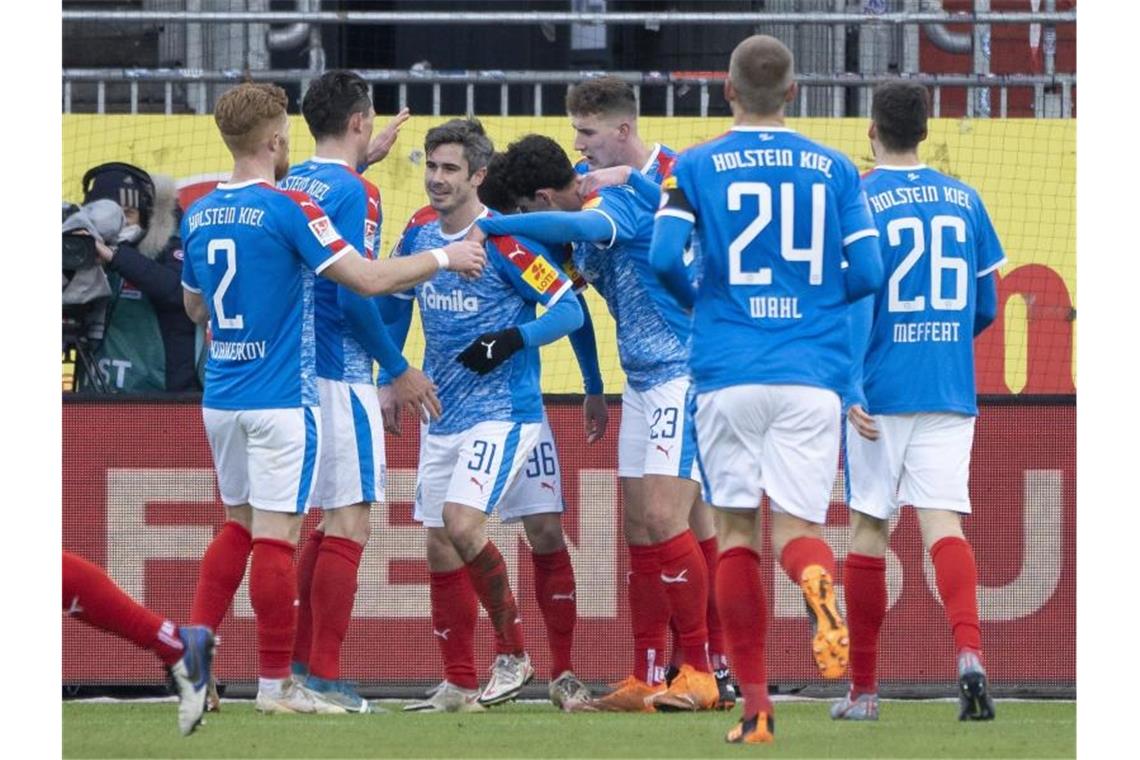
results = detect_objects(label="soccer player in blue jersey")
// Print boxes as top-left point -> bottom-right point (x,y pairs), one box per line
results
378,119 -> 584,712
649,35 -> 884,744
180,83 -> 485,715
473,125 -> 725,713
267,70 -> 438,714
464,153 -> 602,712
831,81 -> 1004,724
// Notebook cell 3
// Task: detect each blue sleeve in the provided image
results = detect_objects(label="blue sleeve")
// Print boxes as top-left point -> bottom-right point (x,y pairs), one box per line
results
844,295 -> 874,410
844,234 -> 884,303
489,235 -> 578,308
650,154 -> 699,309
974,196 -> 1008,277
974,271 -> 998,337
279,193 -> 352,274
838,159 -> 878,245
625,170 -> 661,207
649,215 -> 697,310
375,294 -> 414,386
338,286 -> 409,377
477,211 -> 613,247
517,292 -> 584,348
567,294 -> 604,394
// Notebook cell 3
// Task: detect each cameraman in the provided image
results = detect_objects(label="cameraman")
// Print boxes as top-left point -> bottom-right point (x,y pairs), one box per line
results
79,162 -> 202,393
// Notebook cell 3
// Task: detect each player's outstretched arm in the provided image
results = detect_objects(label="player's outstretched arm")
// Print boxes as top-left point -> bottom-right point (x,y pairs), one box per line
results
324,240 -> 486,296
578,165 -> 661,206
476,210 -> 613,247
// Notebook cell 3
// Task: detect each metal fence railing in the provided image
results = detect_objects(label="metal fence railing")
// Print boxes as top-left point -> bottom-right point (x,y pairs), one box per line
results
62,4 -> 1076,119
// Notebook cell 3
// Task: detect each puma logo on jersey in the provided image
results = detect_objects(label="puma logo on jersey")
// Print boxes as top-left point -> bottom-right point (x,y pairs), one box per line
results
661,569 -> 689,584
432,628 -> 450,640
506,246 -> 528,262
655,443 -> 674,459
66,596 -> 83,615
469,477 -> 487,493
551,591 -> 576,602
481,340 -> 496,359
540,481 -> 556,493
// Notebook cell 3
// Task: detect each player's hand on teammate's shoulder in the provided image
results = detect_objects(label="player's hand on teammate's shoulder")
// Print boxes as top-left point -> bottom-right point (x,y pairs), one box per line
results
365,107 -> 412,166
390,366 -> 442,423
439,240 -> 487,280
577,165 -> 632,198
847,403 -> 880,441
583,393 -> 609,444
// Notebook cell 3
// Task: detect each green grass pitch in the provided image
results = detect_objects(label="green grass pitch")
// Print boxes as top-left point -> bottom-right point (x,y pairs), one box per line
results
63,699 -> 1075,758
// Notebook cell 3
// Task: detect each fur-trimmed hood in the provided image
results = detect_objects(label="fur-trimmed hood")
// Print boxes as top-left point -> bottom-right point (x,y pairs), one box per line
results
138,174 -> 178,258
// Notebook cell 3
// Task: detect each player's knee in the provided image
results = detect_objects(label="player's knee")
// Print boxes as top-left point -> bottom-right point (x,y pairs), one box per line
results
523,514 -> 565,554
323,504 -> 372,545
850,513 -> 890,557
916,509 -> 964,550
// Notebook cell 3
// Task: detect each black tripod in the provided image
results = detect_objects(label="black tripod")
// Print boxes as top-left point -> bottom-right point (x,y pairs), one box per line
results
62,307 -> 109,393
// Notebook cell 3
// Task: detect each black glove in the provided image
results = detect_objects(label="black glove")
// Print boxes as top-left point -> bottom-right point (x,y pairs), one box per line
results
455,327 -> 524,375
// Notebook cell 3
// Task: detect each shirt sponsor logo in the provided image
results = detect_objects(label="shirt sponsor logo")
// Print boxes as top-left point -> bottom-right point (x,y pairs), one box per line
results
522,257 -> 559,293
307,215 -> 341,246
421,281 -> 479,313
661,175 -> 678,190
581,195 -> 603,210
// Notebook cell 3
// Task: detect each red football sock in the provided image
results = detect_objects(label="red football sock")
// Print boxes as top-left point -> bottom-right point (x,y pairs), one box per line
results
698,536 -> 728,670
430,567 -> 479,691
716,547 -> 772,720
844,552 -> 887,696
63,551 -> 184,666
532,548 -> 576,678
779,535 -> 837,583
291,529 -> 324,670
308,536 -> 363,681
466,541 -> 525,655
628,543 -> 669,684
190,520 -> 252,631
667,617 -> 684,669
657,530 -> 710,671
930,536 -> 983,655
248,538 -> 297,679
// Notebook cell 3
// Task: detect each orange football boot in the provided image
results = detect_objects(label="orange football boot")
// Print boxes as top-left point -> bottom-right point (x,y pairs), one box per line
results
590,676 -> 659,713
800,564 -> 849,679
649,664 -> 720,711
725,712 -> 775,744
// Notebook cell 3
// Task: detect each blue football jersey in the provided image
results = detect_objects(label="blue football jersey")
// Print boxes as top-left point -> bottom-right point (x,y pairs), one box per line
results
857,165 -> 1006,415
279,157 -> 383,385
181,180 -> 352,410
393,207 -> 575,435
664,126 -> 878,395
572,143 -> 690,391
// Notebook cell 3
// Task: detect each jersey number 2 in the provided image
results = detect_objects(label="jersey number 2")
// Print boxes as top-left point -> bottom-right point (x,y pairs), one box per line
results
207,238 -> 244,329
727,181 -> 825,287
